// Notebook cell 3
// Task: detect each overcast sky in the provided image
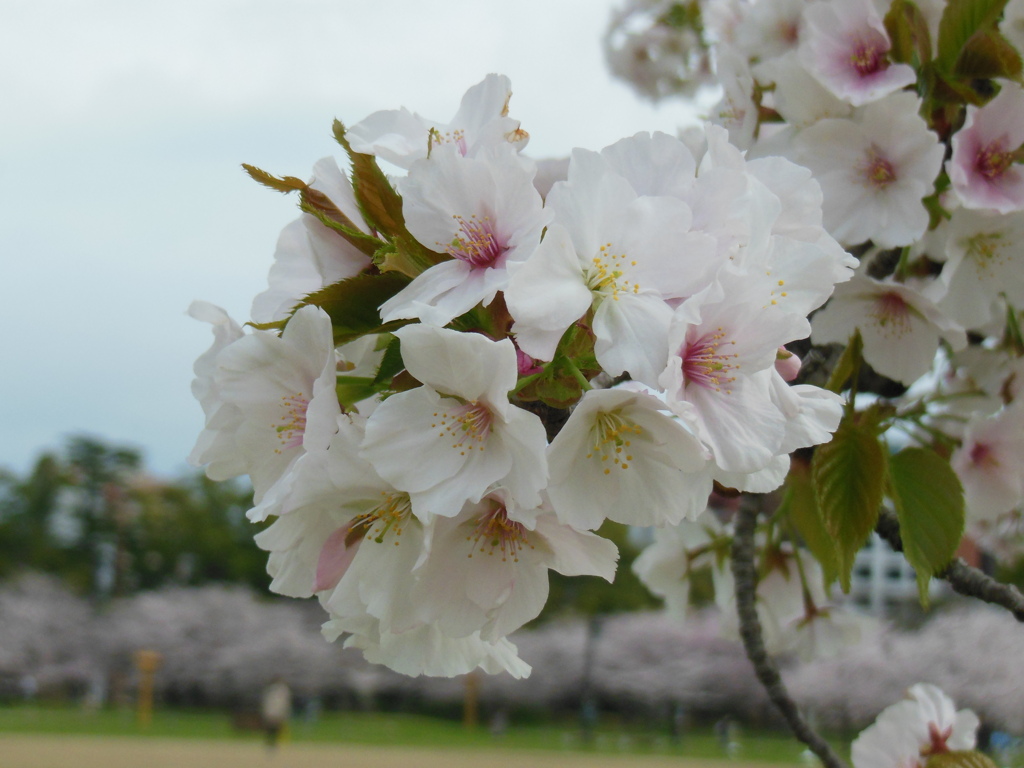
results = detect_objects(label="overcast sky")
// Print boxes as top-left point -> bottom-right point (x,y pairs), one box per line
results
0,0 -> 702,478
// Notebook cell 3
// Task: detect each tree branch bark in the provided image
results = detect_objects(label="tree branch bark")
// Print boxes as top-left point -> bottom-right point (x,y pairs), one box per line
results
875,510 -> 1024,622
731,502 -> 850,768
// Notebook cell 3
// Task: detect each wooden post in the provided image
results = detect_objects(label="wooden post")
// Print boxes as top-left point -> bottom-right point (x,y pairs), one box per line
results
463,671 -> 479,729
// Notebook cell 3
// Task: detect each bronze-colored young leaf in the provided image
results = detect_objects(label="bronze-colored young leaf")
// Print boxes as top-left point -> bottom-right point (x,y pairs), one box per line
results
241,163 -> 308,194
954,29 -> 1024,80
936,0 -> 1008,73
778,459 -> 840,587
332,119 -> 406,238
812,415 -> 886,592
301,184 -> 382,250
887,446 -> 965,604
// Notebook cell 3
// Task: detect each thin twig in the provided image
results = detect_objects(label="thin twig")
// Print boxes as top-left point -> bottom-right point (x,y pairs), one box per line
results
731,503 -> 850,768
876,510 -> 1024,622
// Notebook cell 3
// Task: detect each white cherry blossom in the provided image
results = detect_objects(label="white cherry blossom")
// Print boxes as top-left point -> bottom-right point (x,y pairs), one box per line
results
380,143 -> 549,327
659,273 -> 810,473
546,387 -> 712,529
360,324 -> 548,519
411,488 -> 617,643
189,305 -> 340,519
852,684 -> 979,768
937,209 -> 1024,329
346,74 -> 527,170
632,510 -> 731,618
798,0 -> 916,106
506,142 -> 718,385
951,404 -> 1024,523
948,83 -> 1024,214
793,92 -> 944,248
811,274 -> 966,386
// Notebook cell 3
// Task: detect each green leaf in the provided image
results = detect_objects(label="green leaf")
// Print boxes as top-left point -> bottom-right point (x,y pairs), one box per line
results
241,163 -> 308,194
885,0 -> 933,66
824,330 -> 863,395
811,415 -> 887,592
927,751 -> 999,768
335,376 -> 383,410
778,460 -> 840,587
298,272 -> 413,344
936,0 -> 1008,72
372,336 -> 405,387
887,447 -> 965,604
954,29 -> 1024,80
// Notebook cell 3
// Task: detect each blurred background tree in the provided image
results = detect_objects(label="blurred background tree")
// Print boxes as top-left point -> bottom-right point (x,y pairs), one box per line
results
0,436 -> 269,597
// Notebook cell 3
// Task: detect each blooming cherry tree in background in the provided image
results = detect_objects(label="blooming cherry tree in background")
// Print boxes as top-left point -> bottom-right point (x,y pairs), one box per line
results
190,1 -> 1024,764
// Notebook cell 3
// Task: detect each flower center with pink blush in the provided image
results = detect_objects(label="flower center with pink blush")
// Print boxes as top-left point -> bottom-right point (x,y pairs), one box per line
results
849,38 -> 888,76
869,291 -> 913,338
682,328 -> 740,394
444,214 -> 508,268
432,400 -> 494,455
468,501 -> 534,563
274,392 -> 309,452
861,148 -> 897,189
976,140 -> 1014,180
969,441 -> 1000,469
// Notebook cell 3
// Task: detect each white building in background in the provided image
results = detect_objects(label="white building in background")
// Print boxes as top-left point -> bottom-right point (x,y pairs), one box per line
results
847,533 -> 945,615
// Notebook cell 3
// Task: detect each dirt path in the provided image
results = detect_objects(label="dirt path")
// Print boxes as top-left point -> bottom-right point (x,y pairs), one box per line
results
0,734 -> 796,768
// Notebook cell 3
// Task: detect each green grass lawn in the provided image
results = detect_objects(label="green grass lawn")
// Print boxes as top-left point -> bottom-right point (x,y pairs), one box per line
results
0,704 -> 840,763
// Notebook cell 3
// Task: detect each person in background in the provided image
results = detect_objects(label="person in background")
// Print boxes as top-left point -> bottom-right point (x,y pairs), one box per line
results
261,676 -> 292,751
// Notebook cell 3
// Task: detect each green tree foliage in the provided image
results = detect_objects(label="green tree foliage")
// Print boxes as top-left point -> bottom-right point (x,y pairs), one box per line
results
0,436 -> 269,595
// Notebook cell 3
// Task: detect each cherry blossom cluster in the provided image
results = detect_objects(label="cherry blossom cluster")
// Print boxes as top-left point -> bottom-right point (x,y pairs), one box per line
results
189,73 -> 855,676
607,0 -> 1024,545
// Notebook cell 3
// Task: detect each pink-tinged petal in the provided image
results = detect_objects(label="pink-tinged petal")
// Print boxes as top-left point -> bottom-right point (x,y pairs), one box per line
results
315,524 -> 361,592
949,84 -> 1024,213
799,0 -> 917,106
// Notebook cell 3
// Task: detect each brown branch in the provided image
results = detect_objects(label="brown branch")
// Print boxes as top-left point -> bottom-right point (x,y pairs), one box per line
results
731,503 -> 850,768
876,510 -> 1024,622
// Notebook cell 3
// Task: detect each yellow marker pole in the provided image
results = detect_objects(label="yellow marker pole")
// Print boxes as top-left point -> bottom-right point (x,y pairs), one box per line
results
134,650 -> 163,728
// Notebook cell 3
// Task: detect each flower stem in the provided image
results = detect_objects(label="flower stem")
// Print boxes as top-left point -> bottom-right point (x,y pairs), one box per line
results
563,357 -> 593,392
732,499 -> 850,768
